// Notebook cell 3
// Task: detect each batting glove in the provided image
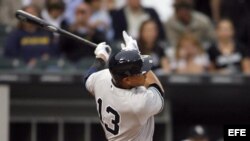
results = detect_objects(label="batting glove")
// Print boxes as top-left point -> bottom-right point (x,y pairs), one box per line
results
121,31 -> 140,52
95,42 -> 112,62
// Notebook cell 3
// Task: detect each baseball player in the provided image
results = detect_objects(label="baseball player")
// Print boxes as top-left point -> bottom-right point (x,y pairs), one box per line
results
84,31 -> 164,141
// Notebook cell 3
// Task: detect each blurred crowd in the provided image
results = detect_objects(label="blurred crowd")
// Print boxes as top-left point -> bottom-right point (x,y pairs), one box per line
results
0,0 -> 250,75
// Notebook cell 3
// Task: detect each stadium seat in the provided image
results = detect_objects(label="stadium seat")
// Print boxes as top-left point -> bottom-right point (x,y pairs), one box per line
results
75,57 -> 96,71
0,57 -> 13,69
0,57 -> 25,70
35,58 -> 77,73
0,25 -> 10,55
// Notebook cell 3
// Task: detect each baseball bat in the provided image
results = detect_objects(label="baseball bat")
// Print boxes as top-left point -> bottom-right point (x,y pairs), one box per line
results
15,10 -> 97,48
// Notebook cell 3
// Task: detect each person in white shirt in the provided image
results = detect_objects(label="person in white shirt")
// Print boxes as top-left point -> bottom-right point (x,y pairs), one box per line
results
171,33 -> 209,74
85,0 -> 113,40
41,0 -> 67,29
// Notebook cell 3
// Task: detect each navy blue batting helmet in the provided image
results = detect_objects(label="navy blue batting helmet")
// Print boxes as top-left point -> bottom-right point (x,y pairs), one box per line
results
108,50 -> 153,79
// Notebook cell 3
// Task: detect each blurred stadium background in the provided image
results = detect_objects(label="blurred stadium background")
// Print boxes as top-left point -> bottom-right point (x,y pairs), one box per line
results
0,0 -> 250,141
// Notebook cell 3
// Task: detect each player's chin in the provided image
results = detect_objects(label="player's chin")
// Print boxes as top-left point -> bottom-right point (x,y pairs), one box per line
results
130,75 -> 146,87
137,80 -> 146,87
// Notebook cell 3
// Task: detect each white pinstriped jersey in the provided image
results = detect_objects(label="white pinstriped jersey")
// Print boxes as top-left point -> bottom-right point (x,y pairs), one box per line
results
86,69 -> 164,141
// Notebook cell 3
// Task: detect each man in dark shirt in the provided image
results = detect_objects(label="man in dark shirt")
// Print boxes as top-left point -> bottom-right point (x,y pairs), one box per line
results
109,0 -> 165,40
4,5 -> 54,63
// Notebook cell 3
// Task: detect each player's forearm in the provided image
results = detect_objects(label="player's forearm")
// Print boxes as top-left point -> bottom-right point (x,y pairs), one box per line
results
144,71 -> 165,94
84,58 -> 106,81
84,42 -> 111,82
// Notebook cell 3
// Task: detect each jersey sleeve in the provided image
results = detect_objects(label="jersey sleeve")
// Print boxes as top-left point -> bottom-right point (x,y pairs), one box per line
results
131,86 -> 164,125
85,73 -> 97,96
84,58 -> 106,96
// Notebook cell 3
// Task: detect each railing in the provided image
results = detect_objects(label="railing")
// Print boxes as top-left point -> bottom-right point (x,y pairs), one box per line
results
1,72 -> 250,141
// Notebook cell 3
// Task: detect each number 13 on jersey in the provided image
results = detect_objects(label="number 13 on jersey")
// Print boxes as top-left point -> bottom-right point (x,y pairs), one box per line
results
97,98 -> 121,135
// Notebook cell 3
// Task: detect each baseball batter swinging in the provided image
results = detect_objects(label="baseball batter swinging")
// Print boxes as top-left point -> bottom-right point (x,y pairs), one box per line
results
84,31 -> 165,141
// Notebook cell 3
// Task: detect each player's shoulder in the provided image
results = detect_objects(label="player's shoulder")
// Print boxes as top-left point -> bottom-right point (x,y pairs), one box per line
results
89,69 -> 110,78
131,86 -> 159,96
86,69 -> 111,84
95,69 -> 110,74
129,87 -> 152,106
130,86 -> 162,106
85,69 -> 111,93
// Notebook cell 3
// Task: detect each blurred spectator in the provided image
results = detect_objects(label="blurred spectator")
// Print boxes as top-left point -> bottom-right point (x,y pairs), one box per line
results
110,0 -> 165,40
171,33 -> 209,74
182,125 -> 209,141
63,0 -> 83,24
142,0 -> 174,22
197,0 -> 250,48
208,19 -> 250,74
4,5 -> 55,66
0,0 -> 22,28
59,2 -> 106,62
22,0 -> 45,8
191,0 -> 220,23
138,20 -> 170,74
41,0 -> 68,55
41,0 -> 68,29
218,0 -> 250,49
165,0 -> 214,47
85,0 -> 113,40
104,0 -> 116,11
219,0 -> 249,27
0,0 -> 45,28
